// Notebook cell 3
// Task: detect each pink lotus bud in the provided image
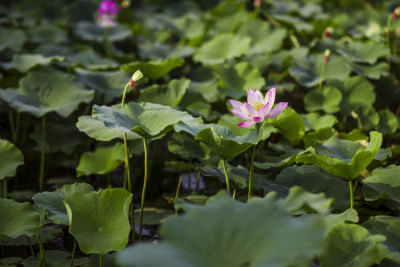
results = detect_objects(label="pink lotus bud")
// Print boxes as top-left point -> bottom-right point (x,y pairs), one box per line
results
324,27 -> 333,38
254,0 -> 261,8
393,7 -> 400,20
324,49 -> 331,63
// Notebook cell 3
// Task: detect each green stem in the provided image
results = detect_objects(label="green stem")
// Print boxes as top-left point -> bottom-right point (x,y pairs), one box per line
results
318,57 -> 326,91
70,238 -> 76,267
349,180 -> 354,209
248,145 -> 256,200
38,237 -> 45,267
232,188 -> 236,199
386,14 -> 392,71
222,160 -> 231,195
194,170 -> 201,193
99,253 -> 103,267
123,133 -> 132,192
175,175 -> 183,216
139,138 -> 148,241
1,179 -> 7,198
14,112 -> 20,144
121,83 -> 130,107
39,116 -> 46,192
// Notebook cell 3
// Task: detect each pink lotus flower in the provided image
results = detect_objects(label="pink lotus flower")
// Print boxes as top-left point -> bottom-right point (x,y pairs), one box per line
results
97,0 -> 121,27
229,88 -> 288,128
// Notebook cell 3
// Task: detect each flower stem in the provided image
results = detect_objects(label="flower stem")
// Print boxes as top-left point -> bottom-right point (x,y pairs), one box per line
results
175,175 -> 183,216
39,116 -> 46,192
27,236 -> 34,256
139,137 -> 148,241
222,160 -> 231,195
121,83 -> 130,107
248,145 -> 256,200
99,253 -> 103,267
349,180 -> 354,209
38,237 -> 45,267
318,57 -> 327,91
70,238 -> 76,267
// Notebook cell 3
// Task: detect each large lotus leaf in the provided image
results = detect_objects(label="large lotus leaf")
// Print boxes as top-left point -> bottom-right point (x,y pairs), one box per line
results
0,69 -> 94,118
217,114 -> 278,138
30,121 -> 81,155
0,28 -> 26,52
254,144 -> 305,170
76,143 -> 126,177
276,165 -> 349,210
304,86 -> 342,113
76,115 -> 141,141
67,50 -> 119,70
320,209 -> 359,232
304,127 -> 336,148
337,40 -> 390,64
377,109 -> 398,135
133,208 -> 174,225
64,188 -> 132,254
328,76 -> 375,115
139,78 -> 190,106
188,79 -> 221,103
171,13 -> 205,40
349,62 -> 389,80
270,106 -> 305,142
117,193 -> 325,267
75,68 -> 130,104
75,21 -> 131,42
237,18 -> 287,55
185,101 -> 221,121
302,113 -> 337,131
3,225 -> 61,246
0,139 -> 24,180
167,133 -> 206,160
362,166 -> 400,202
29,24 -> 68,44
122,58 -> 184,80
318,224 -> 390,267
363,216 -> 400,263
213,62 -> 265,99
0,199 -> 40,239
193,33 -> 251,65
1,54 -> 64,73
289,54 -> 351,87
280,186 -> 333,214
272,14 -> 313,33
296,132 -> 382,180
93,102 -> 196,139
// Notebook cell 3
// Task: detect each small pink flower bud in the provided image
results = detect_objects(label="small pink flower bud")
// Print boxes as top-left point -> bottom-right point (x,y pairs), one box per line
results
129,79 -> 135,90
324,27 -> 333,38
324,49 -> 331,63
393,7 -> 400,20
254,0 -> 261,8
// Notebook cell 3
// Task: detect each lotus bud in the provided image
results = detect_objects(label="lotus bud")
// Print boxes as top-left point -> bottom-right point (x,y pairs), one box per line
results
129,70 -> 143,90
324,27 -> 333,38
324,49 -> 331,63
393,7 -> 400,20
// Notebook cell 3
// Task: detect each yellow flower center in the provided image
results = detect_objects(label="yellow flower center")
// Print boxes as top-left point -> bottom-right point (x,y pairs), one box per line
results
252,101 -> 263,111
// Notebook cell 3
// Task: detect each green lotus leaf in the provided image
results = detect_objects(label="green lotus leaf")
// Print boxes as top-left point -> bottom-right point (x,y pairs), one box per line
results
75,21 -> 131,42
193,33 -> 251,65
363,216 -> 400,263
254,144 -> 305,170
133,208 -> 174,225
237,18 -> 287,55
33,191 -> 69,225
0,68 -> 94,118
217,114 -> 277,138
276,165 -> 349,210
304,127 -> 336,148
122,57 -> 184,80
21,250 -> 88,266
1,54 -> 64,73
320,209 -> 359,232
33,183 -> 95,225
280,186 -> 333,214
28,24 -> 68,44
289,54 -> 351,87
185,101 -> 221,121
93,102 -> 196,139
0,198 -> 40,239
0,139 -> 24,180
302,112 -> 337,131
318,224 -> 390,267
76,143 -> 126,177
349,62 -> 389,80
273,14 -> 313,33
270,106 -> 305,142
0,28 -> 26,52
167,133 -> 206,160
3,225 -> 62,246
67,50 -> 119,70
328,76 -> 375,115
214,62 -> 266,99
362,166 -> 400,202
296,131 -> 382,180
303,86 -> 342,113
377,109 -> 398,135
64,188 -> 132,254
75,68 -> 130,104
117,193 -> 325,267
139,78 -> 190,106
339,129 -> 368,141
188,79 -> 221,103
337,40 -> 390,64
76,115 -> 141,142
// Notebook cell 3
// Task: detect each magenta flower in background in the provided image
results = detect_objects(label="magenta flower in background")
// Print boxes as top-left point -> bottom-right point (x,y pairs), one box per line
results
97,0 -> 121,27
229,88 -> 288,128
